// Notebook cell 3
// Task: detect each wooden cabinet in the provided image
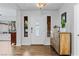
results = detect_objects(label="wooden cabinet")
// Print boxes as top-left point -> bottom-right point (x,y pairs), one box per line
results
51,32 -> 71,55
59,32 -> 71,55
11,32 -> 16,45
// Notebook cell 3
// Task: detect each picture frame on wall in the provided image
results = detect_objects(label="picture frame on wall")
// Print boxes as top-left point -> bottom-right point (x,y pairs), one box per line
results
61,12 -> 67,28
61,12 -> 67,23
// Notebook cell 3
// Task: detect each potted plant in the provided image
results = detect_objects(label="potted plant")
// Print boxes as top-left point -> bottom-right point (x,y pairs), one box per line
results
61,19 -> 65,28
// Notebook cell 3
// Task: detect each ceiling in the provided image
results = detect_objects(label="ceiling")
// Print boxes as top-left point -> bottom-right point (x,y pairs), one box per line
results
0,3 -> 64,10
16,3 -> 64,10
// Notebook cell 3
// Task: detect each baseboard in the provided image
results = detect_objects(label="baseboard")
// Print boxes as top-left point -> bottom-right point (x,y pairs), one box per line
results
31,44 -> 44,46
15,44 -> 21,46
0,40 -> 10,41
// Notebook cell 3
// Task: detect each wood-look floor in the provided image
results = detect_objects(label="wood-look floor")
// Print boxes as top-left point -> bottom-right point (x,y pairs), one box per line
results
0,41 -> 58,56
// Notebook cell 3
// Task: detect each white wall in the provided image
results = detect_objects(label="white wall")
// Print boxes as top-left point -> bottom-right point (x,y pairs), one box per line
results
21,10 -> 59,45
0,5 -> 17,41
73,4 -> 79,55
59,4 -> 74,32
16,9 -> 22,46
0,5 -> 16,21
58,4 -> 75,55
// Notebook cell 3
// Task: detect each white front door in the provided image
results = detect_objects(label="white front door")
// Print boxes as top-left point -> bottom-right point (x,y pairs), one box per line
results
30,15 -> 46,45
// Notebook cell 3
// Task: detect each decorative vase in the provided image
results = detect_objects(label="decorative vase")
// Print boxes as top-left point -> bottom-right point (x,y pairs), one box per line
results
60,28 -> 66,32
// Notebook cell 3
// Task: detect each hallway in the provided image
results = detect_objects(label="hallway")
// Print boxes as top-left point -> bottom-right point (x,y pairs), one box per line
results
0,41 -> 58,56
0,3 -> 77,56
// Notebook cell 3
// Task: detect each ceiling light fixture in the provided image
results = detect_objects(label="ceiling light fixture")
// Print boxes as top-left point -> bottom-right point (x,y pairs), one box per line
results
36,3 -> 47,9
36,0 -> 47,9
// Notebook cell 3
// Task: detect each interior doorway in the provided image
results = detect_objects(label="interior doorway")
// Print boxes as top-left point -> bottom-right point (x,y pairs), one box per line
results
23,15 -> 47,45
23,15 -> 51,45
0,20 -> 16,45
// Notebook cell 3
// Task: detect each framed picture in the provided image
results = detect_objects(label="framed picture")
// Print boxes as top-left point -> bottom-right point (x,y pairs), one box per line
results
61,12 -> 67,28
61,12 -> 67,23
